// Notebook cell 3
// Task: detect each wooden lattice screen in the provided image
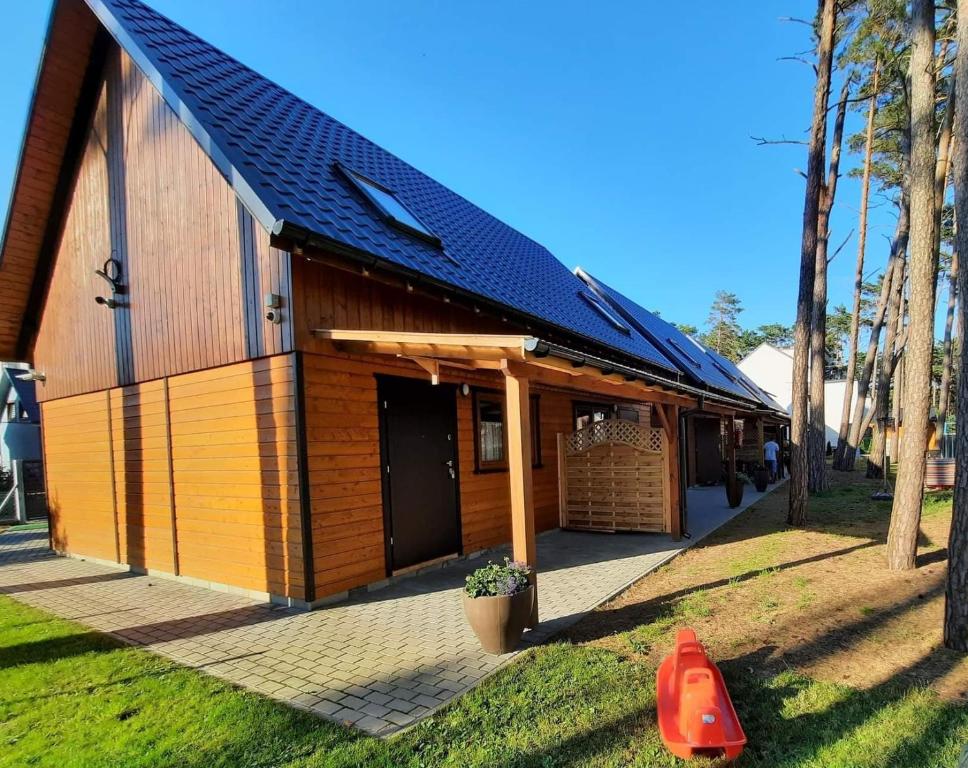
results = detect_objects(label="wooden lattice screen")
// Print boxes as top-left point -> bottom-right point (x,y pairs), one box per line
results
557,419 -> 669,533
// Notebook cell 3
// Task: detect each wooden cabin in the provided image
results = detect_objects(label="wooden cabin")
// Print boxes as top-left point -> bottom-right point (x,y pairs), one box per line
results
0,0 -> 786,611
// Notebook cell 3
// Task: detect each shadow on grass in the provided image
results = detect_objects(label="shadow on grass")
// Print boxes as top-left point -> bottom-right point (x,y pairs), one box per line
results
0,630 -> 119,670
723,644 -> 967,767
564,539 -> 878,644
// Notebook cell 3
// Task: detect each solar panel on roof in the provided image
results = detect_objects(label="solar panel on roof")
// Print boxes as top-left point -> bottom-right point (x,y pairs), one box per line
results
579,290 -> 631,335
667,338 -> 701,368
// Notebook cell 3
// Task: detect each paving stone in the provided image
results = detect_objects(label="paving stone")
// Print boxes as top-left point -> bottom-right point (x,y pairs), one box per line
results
361,702 -> 391,718
364,691 -> 392,706
0,489 -> 761,736
355,715 -> 391,734
384,710 -> 415,727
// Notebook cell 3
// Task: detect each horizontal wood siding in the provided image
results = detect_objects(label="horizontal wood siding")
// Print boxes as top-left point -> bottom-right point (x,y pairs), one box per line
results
302,353 -> 386,596
43,391 -> 117,561
167,356 -> 302,598
41,355 -> 304,600
301,349 -> 582,598
31,47 -> 292,403
110,380 -> 174,571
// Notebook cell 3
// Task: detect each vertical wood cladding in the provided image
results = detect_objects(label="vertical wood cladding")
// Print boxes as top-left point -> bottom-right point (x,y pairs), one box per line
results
291,256 -> 508,353
31,46 -> 291,402
42,356 -> 303,600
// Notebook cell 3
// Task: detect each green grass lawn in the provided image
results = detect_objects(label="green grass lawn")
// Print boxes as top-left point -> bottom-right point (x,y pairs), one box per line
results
2,590 -> 967,768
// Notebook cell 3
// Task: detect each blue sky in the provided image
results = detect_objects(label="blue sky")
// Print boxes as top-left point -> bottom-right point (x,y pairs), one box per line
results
0,1 -> 910,336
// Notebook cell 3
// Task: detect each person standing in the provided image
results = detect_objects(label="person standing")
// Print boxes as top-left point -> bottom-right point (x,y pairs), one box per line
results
764,437 -> 780,482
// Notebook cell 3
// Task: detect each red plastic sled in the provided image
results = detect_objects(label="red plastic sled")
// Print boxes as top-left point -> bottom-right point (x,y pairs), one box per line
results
657,628 -> 746,761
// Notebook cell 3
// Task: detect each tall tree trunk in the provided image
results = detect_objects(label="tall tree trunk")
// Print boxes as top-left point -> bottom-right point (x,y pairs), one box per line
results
944,0 -> 968,650
843,198 -> 909,471
867,250 -> 908,478
886,0 -> 937,571
834,64 -> 879,471
937,250 -> 958,441
808,78 -> 850,492
789,0 -> 837,526
934,76 -> 957,442
934,72 -> 956,294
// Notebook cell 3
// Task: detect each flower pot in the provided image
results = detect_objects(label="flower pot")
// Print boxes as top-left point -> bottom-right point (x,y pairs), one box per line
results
753,468 -> 769,492
463,585 -> 535,654
726,480 -> 744,509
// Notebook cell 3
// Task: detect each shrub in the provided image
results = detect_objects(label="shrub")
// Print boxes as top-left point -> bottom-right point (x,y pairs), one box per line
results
465,558 -> 532,598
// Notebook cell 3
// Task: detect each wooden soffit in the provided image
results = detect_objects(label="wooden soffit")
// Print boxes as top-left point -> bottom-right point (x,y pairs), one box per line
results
0,0 -> 101,360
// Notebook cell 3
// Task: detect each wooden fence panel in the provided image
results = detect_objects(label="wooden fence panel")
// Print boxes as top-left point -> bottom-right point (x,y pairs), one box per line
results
559,419 -> 668,533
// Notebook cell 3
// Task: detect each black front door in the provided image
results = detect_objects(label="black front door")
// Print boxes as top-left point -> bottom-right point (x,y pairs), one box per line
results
378,376 -> 460,571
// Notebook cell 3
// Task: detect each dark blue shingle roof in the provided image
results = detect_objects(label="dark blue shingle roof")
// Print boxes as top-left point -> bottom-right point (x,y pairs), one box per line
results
91,0 -> 681,375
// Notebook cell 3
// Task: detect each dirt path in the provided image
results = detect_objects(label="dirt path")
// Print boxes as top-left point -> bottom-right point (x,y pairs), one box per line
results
568,467 -> 968,700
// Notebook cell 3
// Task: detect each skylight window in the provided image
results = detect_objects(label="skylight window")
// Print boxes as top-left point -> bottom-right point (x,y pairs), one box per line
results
579,291 -> 631,335
339,165 -> 439,244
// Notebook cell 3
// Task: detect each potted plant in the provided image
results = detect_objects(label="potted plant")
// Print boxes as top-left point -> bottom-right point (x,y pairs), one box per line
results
727,472 -> 749,509
463,558 -> 534,654
752,464 -> 770,492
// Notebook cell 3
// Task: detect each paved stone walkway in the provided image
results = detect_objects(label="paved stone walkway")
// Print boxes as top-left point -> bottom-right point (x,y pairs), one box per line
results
0,482 -> 782,736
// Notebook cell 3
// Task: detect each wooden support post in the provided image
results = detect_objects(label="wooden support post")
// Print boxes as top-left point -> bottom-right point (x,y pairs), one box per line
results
503,365 -> 538,628
664,405 -> 681,540
557,432 -> 568,529
726,414 -> 737,483
756,417 -> 765,468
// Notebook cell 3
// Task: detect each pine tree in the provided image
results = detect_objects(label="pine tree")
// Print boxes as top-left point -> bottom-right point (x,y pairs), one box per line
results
944,0 -> 968,650
702,291 -> 744,362
790,0 -> 838,526
886,0 -> 938,571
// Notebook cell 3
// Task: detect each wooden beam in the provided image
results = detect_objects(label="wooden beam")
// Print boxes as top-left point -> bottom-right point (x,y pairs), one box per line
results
653,402 -> 672,436
520,356 -> 697,408
503,364 -> 538,628
409,356 -> 440,385
314,329 -> 530,361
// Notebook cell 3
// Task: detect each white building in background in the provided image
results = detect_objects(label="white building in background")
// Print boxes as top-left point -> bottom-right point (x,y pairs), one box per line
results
738,343 -> 868,447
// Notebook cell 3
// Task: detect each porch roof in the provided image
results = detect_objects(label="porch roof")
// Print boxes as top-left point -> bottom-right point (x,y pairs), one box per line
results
314,329 -> 771,414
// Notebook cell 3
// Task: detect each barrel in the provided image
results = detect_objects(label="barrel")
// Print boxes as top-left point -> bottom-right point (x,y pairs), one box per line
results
924,457 -> 955,489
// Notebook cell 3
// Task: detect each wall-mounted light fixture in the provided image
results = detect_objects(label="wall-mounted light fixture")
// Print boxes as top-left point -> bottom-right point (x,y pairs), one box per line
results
95,295 -> 118,309
265,293 -> 283,325
15,369 -> 46,382
95,255 -> 125,294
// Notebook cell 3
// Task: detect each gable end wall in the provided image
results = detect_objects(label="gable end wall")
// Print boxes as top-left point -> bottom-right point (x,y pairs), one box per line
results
31,44 -> 292,403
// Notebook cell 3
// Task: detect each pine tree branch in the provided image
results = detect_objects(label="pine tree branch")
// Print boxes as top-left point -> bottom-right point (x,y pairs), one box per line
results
751,135 -> 809,146
827,229 -> 855,264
